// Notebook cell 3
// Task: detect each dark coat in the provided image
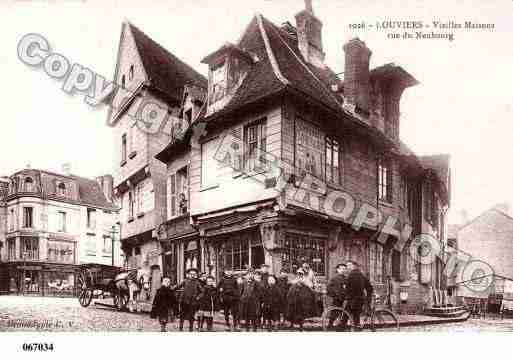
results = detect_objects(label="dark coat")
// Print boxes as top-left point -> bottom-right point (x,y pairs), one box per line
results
240,280 -> 263,320
345,269 -> 373,302
150,286 -> 177,319
286,282 -> 316,322
177,278 -> 202,305
218,276 -> 240,302
327,273 -> 346,304
262,284 -> 284,320
197,285 -> 219,312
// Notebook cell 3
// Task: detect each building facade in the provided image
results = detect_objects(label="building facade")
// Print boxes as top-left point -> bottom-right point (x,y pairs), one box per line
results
112,3 -> 452,312
0,168 -> 121,296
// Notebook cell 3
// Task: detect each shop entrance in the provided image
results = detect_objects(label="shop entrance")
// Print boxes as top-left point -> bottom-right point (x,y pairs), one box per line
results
251,243 -> 265,269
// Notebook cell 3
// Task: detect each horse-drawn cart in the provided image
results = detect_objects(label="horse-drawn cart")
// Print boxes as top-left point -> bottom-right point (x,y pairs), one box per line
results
77,263 -> 127,310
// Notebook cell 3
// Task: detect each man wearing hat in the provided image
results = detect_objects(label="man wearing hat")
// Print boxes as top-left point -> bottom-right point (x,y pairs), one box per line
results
326,263 -> 348,330
218,271 -> 240,330
176,268 -> 202,331
345,261 -> 373,330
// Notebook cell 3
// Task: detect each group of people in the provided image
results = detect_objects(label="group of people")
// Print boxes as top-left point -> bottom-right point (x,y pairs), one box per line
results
150,260 -> 373,332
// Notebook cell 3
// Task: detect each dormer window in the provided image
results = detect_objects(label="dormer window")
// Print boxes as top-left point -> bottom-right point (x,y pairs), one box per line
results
24,177 -> 34,192
57,182 -> 66,196
202,43 -> 253,112
211,60 -> 227,103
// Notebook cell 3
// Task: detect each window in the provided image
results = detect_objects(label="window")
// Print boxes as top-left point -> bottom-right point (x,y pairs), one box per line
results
378,157 -> 392,203
23,207 -> 33,228
58,211 -> 67,232
24,177 -> 34,192
128,190 -> 135,219
47,241 -> 74,263
281,234 -> 326,276
7,238 -> 16,260
121,134 -> 127,163
424,180 -> 438,224
243,121 -> 266,172
223,240 -> 249,272
326,137 -> 341,184
210,61 -> 227,103
86,208 -> 96,230
168,167 -> 189,219
129,122 -> 137,155
369,241 -> 384,283
134,246 -> 141,256
136,182 -> 144,215
201,138 -> 221,188
121,75 -> 126,88
20,237 -> 39,260
9,209 -> 15,231
129,65 -> 134,80
103,235 -> 112,254
392,249 -> 401,280
57,182 -> 66,196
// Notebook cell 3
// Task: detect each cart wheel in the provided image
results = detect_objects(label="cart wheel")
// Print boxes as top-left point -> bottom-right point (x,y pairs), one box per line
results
114,292 -> 129,311
79,288 -> 93,307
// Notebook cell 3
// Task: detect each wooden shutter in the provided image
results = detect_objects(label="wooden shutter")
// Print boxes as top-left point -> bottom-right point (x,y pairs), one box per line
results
170,174 -> 176,218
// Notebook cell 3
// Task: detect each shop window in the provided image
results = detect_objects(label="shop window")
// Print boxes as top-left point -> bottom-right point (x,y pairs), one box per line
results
7,238 -> 16,260
369,241 -> 383,284
24,177 -> 34,192
23,207 -> 33,228
325,136 -> 341,184
281,234 -> 326,276
223,240 -> 249,272
184,241 -> 199,273
243,120 -> 267,172
20,237 -> 39,260
45,272 -> 75,296
378,157 -> 392,203
23,270 -> 40,294
87,208 -> 96,230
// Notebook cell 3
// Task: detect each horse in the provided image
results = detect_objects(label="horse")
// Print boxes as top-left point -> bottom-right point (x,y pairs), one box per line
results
113,267 -> 152,312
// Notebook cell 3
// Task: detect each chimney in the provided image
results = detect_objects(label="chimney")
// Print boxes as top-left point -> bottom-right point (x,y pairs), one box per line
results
343,38 -> 372,113
62,163 -> 72,176
295,0 -> 325,68
96,175 -> 114,203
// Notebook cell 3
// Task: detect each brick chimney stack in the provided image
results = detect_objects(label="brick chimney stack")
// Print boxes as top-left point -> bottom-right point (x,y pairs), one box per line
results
295,0 -> 325,68
343,38 -> 372,113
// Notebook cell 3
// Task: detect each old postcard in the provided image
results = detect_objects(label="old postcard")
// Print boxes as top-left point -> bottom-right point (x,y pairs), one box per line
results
0,0 -> 512,356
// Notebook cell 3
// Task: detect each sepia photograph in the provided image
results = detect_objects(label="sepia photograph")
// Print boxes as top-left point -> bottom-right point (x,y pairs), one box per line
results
0,0 -> 512,356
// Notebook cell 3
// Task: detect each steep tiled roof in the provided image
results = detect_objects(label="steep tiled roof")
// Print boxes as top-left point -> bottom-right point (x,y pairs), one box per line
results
70,175 -> 116,210
128,23 -> 207,103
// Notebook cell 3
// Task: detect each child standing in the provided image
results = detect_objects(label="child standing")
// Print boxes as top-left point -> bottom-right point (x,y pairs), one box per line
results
150,276 -> 177,332
240,270 -> 263,332
262,275 -> 282,331
197,276 -> 218,331
176,268 -> 202,331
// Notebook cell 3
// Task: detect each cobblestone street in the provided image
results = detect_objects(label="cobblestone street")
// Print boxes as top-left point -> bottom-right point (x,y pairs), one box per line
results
2,296 -> 513,332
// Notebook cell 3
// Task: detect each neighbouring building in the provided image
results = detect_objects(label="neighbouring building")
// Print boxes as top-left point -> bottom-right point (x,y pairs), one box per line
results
148,2 -> 452,313
106,21 -> 207,295
0,167 -> 121,296
453,203 -> 513,301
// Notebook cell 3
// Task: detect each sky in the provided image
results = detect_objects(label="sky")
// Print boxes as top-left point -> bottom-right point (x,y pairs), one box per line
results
0,0 -> 512,224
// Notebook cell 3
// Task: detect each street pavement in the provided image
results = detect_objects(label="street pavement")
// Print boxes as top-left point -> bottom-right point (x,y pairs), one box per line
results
2,295 -> 513,332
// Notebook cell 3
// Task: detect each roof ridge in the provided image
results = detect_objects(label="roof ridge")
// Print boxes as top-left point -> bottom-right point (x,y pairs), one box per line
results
266,17 -> 344,110
255,14 -> 289,86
